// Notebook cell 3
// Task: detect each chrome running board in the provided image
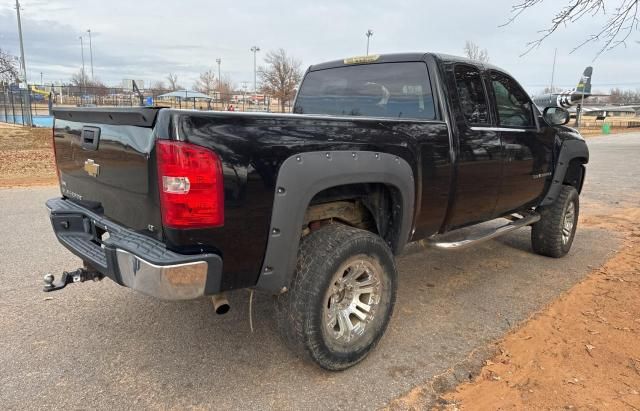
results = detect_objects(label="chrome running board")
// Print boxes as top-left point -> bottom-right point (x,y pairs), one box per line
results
426,212 -> 540,250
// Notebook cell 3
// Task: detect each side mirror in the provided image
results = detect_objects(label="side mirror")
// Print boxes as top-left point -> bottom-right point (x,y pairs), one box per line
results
543,107 -> 570,126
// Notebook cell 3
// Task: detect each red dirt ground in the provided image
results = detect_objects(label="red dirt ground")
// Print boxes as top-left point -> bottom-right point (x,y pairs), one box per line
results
0,124 -> 57,187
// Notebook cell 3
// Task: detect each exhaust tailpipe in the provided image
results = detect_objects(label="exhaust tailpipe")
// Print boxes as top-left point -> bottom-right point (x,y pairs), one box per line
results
211,293 -> 230,315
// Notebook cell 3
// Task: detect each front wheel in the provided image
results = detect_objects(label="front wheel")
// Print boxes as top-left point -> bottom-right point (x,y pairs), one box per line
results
531,185 -> 580,258
275,224 -> 397,371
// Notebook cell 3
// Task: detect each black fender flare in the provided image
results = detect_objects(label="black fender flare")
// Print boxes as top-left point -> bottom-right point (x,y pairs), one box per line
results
256,151 -> 415,294
541,139 -> 589,206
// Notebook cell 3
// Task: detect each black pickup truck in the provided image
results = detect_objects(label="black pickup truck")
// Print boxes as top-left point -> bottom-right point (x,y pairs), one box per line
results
45,52 -> 588,370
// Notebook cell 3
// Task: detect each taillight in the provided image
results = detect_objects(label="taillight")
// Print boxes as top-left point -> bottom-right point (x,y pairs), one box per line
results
155,140 -> 224,229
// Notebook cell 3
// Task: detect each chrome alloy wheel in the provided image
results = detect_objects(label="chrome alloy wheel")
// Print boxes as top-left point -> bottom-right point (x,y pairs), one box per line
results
323,257 -> 382,344
562,201 -> 576,245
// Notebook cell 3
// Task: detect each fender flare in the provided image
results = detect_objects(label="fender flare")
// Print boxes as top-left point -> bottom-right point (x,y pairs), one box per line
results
541,139 -> 589,206
256,151 -> 415,294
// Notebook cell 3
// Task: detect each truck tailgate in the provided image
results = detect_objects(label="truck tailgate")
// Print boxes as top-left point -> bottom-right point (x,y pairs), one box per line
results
52,108 -> 162,233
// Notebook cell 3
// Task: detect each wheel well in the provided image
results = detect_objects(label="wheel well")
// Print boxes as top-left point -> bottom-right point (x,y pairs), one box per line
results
304,183 -> 402,251
563,158 -> 587,193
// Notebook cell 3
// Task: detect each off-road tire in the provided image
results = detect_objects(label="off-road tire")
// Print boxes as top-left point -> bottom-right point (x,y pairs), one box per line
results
275,223 -> 397,371
532,185 -> 579,258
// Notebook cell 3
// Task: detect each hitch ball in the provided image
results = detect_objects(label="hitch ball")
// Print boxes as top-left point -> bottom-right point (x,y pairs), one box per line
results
43,273 -> 55,289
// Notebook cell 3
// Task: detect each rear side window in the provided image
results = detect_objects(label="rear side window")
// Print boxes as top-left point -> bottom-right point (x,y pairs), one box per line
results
489,71 -> 535,128
294,62 -> 436,120
453,65 -> 489,125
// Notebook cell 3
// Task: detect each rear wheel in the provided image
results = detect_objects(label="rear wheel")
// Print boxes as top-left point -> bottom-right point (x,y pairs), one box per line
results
275,223 -> 397,371
532,185 -> 579,258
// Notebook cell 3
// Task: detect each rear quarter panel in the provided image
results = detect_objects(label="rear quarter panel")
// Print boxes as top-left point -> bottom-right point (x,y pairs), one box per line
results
158,110 -> 451,290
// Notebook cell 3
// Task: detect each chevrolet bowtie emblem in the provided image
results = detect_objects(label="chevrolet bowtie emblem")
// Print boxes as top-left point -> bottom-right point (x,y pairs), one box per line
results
84,159 -> 100,177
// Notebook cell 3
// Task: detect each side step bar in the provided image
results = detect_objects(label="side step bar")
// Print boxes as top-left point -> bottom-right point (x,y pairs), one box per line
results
426,212 -> 541,250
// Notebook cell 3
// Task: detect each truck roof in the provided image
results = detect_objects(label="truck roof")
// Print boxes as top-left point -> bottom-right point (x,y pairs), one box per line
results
307,52 -> 506,73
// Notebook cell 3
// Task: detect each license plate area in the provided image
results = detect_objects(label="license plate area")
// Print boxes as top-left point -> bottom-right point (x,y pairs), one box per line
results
51,214 -> 108,246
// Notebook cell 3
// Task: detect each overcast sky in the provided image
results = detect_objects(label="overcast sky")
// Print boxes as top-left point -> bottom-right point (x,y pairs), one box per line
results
1,0 -> 638,94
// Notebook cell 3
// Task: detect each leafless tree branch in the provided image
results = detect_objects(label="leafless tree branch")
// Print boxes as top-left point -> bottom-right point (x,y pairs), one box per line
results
502,0 -> 639,58
0,48 -> 19,85
258,49 -> 303,112
463,40 -> 490,62
193,69 -> 217,96
166,73 -> 181,91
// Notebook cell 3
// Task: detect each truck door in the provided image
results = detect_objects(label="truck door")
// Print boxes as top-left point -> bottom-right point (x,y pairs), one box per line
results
486,71 -> 553,215
445,63 -> 502,229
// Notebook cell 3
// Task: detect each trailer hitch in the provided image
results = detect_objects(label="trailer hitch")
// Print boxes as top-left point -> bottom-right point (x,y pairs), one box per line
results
42,268 -> 103,292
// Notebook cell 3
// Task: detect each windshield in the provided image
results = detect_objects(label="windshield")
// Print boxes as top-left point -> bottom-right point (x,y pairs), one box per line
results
294,62 -> 436,120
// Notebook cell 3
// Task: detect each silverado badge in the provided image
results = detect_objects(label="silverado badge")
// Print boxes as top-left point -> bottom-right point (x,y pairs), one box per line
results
84,159 -> 100,177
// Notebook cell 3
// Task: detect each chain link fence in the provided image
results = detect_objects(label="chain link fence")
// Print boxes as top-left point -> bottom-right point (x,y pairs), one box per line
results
0,83 -> 293,128
0,86 -> 33,126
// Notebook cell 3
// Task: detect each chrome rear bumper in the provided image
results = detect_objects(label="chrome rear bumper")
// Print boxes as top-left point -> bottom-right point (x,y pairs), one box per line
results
46,197 -> 222,300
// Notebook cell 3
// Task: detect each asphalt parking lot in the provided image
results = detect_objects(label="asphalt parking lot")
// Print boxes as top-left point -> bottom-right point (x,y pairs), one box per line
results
1,133 -> 638,410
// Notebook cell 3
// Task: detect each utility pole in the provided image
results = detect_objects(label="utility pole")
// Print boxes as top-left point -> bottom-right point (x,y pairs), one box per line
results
366,29 -> 373,56
250,46 -> 260,102
87,29 -> 94,81
549,48 -> 557,92
40,72 -> 42,85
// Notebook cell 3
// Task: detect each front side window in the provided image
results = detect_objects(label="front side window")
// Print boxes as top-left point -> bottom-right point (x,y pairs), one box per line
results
294,62 -> 435,120
490,71 -> 535,128
453,65 -> 489,125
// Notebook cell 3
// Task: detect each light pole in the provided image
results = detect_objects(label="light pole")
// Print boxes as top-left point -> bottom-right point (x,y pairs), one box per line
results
14,0 -> 32,126
578,91 -> 586,128
216,57 -> 221,105
79,36 -> 86,83
15,0 -> 28,84
250,46 -> 260,102
549,48 -> 557,92
87,29 -> 94,81
40,72 -> 43,85
365,29 -> 373,56
241,81 -> 248,112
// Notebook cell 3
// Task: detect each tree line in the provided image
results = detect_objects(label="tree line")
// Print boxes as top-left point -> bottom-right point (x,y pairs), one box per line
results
4,43 -> 639,107
153,49 -> 302,111
2,45 -> 303,111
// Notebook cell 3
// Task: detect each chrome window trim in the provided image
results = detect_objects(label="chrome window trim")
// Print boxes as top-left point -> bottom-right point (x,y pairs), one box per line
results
470,126 -> 528,133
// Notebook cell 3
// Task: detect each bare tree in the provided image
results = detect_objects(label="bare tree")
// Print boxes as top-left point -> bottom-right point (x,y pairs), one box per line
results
503,0 -> 639,57
463,41 -> 490,62
217,75 -> 235,105
542,86 -> 564,94
194,69 -> 216,96
150,80 -> 168,92
166,73 -> 181,91
0,48 -> 19,85
70,68 -> 90,87
608,87 -> 640,104
258,49 -> 303,112
70,68 -> 108,96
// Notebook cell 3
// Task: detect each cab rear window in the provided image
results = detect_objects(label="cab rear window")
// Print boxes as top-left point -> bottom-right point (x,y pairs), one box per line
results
294,62 -> 436,120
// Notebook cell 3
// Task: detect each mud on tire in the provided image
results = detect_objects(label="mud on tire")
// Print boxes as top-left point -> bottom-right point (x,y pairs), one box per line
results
274,223 -> 397,371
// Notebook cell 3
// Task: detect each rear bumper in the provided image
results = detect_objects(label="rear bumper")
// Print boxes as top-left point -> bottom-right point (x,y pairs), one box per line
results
46,197 -> 223,300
